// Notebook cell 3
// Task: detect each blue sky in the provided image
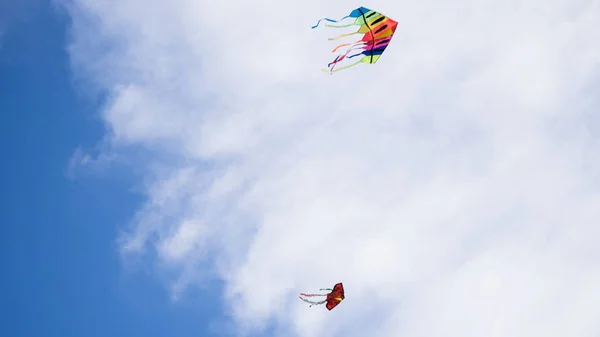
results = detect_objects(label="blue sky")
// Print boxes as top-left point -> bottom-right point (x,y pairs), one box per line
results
3,0 -> 600,337
0,2 -> 225,336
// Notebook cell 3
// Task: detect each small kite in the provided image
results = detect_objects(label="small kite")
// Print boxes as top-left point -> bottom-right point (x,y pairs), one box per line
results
312,7 -> 398,73
298,283 -> 345,310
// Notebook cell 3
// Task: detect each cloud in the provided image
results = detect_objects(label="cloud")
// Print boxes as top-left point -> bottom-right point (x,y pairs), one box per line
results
66,146 -> 119,178
63,0 -> 600,336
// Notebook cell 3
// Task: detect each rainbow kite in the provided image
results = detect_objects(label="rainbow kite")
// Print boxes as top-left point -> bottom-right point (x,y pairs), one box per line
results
312,7 -> 398,73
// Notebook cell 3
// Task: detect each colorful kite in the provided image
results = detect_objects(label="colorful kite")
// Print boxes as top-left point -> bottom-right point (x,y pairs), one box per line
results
312,7 -> 398,73
298,283 -> 345,310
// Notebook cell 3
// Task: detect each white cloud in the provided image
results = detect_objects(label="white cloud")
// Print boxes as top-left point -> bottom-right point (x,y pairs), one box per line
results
64,0 -> 600,336
66,145 -> 122,179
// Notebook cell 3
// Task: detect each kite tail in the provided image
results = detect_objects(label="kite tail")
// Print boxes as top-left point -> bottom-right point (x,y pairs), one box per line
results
337,44 -> 368,58
328,31 -> 360,41
324,22 -> 357,28
328,44 -> 364,70
319,288 -> 333,291
311,15 -> 351,29
328,54 -> 343,67
298,296 -> 327,307
332,41 -> 366,53
299,293 -> 327,297
323,59 -> 362,74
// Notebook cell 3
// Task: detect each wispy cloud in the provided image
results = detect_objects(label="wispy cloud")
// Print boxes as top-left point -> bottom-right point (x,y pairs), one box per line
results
64,0 -> 600,336
66,146 -> 121,179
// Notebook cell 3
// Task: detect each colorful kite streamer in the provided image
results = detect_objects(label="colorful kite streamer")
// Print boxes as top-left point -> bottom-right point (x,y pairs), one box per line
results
312,7 -> 398,73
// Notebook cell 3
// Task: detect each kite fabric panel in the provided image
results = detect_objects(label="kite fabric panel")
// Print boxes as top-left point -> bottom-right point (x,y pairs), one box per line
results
298,283 -> 345,311
312,7 -> 398,73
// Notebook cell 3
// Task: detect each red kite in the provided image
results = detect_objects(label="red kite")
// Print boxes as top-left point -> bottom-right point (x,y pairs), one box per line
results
298,283 -> 345,310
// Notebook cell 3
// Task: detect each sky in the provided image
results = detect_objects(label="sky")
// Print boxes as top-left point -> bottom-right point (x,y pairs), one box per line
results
2,0 -> 600,337
0,1 -> 224,337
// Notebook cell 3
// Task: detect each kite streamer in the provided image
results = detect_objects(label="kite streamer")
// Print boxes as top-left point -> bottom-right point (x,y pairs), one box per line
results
298,283 -> 345,310
312,7 -> 398,73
